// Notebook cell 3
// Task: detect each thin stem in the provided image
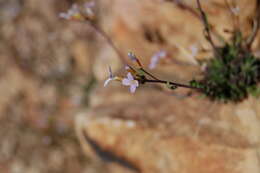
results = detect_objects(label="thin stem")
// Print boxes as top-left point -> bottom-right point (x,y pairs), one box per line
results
145,79 -> 202,90
140,68 -> 159,80
224,0 -> 240,31
196,0 -> 218,54
246,0 -> 260,49
90,23 -> 128,64
167,0 -> 200,19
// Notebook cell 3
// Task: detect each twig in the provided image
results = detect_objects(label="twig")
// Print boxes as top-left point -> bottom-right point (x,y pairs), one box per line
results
196,0 -> 218,55
246,0 -> 260,49
89,23 -> 128,64
166,0 -> 200,19
145,79 -> 202,90
224,0 -> 240,30
140,68 -> 159,80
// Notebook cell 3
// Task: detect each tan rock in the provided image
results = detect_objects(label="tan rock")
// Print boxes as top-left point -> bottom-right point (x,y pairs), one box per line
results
77,85 -> 260,173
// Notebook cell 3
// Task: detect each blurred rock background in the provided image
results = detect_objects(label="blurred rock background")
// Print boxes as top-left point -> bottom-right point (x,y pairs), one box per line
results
0,0 -> 260,173
0,0 -> 97,172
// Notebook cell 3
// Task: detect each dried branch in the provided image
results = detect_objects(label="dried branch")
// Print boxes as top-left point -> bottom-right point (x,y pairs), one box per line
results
224,0 -> 240,30
145,79 -> 201,90
89,23 -> 128,64
165,0 -> 200,19
196,0 -> 218,54
246,0 -> 260,49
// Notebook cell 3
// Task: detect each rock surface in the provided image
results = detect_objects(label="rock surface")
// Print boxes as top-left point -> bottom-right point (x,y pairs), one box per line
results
0,0 -> 97,172
77,86 -> 260,173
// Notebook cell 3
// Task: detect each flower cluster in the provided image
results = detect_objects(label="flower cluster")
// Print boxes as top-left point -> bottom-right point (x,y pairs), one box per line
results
103,53 -> 141,93
60,0 -> 260,102
104,64 -> 140,93
149,50 -> 167,69
104,52 -> 197,93
59,1 -> 95,21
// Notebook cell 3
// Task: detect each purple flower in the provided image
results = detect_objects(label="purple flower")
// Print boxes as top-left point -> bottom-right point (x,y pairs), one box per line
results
231,6 -> 240,16
104,66 -> 115,87
83,1 -> 95,19
149,50 -> 166,69
122,73 -> 139,93
184,44 -> 199,65
189,45 -> 198,57
59,4 -> 81,20
59,1 -> 95,20
128,52 -> 138,62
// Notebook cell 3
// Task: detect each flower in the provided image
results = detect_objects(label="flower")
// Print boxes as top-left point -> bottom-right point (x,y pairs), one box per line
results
104,66 -> 115,87
184,44 -> 199,65
149,50 -> 167,69
189,44 -> 198,57
231,6 -> 240,16
83,1 -> 95,20
59,1 -> 95,21
122,72 -> 139,93
59,4 -> 82,20
128,52 -> 138,62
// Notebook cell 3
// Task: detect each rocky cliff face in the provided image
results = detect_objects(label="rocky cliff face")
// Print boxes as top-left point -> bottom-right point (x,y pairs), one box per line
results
77,0 -> 260,173
77,86 -> 260,173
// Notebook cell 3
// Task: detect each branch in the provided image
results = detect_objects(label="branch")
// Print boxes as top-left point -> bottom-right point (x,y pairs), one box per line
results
196,0 -> 218,55
224,0 -> 240,30
145,79 -> 202,90
89,23 -> 128,64
246,0 -> 260,49
140,68 -> 159,80
166,0 -> 200,19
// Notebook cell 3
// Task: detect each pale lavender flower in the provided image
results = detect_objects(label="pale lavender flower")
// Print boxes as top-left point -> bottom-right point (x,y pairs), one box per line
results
189,45 -> 198,57
59,4 -> 80,20
104,66 -> 115,87
84,1 -> 95,18
122,73 -> 139,93
59,1 -> 95,20
149,50 -> 167,69
231,6 -> 240,16
128,52 -> 138,62
125,65 -> 130,70
185,44 -> 199,65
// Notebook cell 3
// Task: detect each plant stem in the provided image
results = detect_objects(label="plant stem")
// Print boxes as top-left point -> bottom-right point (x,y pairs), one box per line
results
224,0 -> 240,31
90,23 -> 128,64
196,0 -> 218,55
167,0 -> 200,19
140,68 -> 159,80
145,79 -> 202,90
246,0 -> 260,49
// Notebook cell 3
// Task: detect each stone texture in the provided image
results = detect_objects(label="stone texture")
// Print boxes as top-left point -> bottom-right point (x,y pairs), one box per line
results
77,85 -> 260,173
0,0 -> 98,172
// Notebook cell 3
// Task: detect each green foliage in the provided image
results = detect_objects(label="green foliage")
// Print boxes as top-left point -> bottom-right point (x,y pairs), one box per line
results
190,40 -> 260,102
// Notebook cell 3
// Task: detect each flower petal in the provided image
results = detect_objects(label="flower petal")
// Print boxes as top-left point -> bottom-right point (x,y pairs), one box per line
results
122,79 -> 131,86
133,80 -> 139,87
149,57 -> 158,69
59,13 -> 69,19
127,72 -> 134,80
104,78 -> 112,87
157,50 -> 166,57
130,85 -> 137,93
128,52 -> 137,62
149,50 -> 166,69
189,45 -> 198,57
108,66 -> 113,78
84,1 -> 95,8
